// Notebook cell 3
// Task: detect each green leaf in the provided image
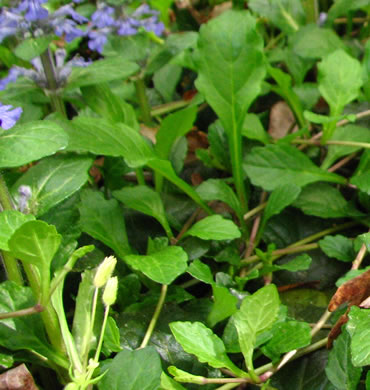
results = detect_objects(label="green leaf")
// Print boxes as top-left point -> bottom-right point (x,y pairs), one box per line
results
244,144 -> 346,191
98,347 -> 162,390
184,215 -> 241,241
318,50 -> 363,115
350,172 -> 370,195
113,186 -> 172,238
155,106 -> 197,159
79,190 -> 131,258
292,24 -> 345,59
187,259 -> 214,285
242,113 -> 271,144
248,0 -> 305,33
319,235 -> 355,262
67,117 -> 155,168
263,321 -> 311,357
66,57 -> 139,90
102,317 -> 122,356
124,246 -> 188,285
14,36 -> 54,61
167,367 -> 206,385
234,284 -> 280,370
326,330 -> 362,390
196,179 -> 242,218
160,372 -> 187,390
169,321 -> 246,376
321,125 -> 370,170
293,183 -> 363,218
347,306 -> 370,367
327,0 -> 370,24
207,285 -> 238,328
303,111 -> 356,125
11,155 -> 93,217
0,211 -> 35,251
268,254 -> 312,272
153,63 -> 182,102
0,120 -> 68,168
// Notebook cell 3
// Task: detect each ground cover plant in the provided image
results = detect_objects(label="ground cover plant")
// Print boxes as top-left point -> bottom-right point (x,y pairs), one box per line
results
0,0 -> 369,388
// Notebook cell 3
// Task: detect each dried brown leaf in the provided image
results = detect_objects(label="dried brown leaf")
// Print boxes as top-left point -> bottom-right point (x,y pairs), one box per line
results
327,309 -> 350,349
268,101 -> 297,140
0,364 -> 38,390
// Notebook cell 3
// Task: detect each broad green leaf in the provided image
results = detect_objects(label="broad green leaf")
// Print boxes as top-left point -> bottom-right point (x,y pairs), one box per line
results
124,246 -> 188,285
151,0 -> 174,25
318,50 -> 363,115
187,259 -> 214,285
98,347 -> 162,390
244,144 -> 346,191
207,285 -> 238,328
67,117 -> 155,168
169,321 -> 246,376
242,113 -> 271,144
160,372 -> 187,390
347,306 -> 370,367
14,36 -> 54,61
0,120 -> 68,168
66,57 -> 139,90
155,106 -> 197,159
319,235 -> 355,262
196,179 -> 242,218
261,184 -> 301,229
79,190 -> 131,258
321,125 -> 370,170
167,367 -> 206,385
113,186 -> 172,238
292,24 -> 345,59
326,330 -> 362,390
249,0 -> 305,33
153,63 -> 182,102
234,284 -> 279,370
184,215 -> 241,241
263,321 -> 311,357
11,155 -> 93,217
0,281 -> 66,366
293,183 -> 363,218
350,172 -> 370,195
0,211 -> 35,251
264,254 -> 312,273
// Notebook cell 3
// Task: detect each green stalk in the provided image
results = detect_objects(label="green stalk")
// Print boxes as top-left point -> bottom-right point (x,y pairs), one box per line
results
135,168 -> 146,186
151,100 -> 190,117
303,0 -> 319,24
39,49 -> 67,117
0,174 -> 24,285
134,76 -> 152,125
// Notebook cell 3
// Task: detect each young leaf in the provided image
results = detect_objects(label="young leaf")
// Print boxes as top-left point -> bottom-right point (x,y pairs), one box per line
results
160,371 -> 187,390
169,321 -> 246,376
167,367 -> 206,385
319,235 -> 355,262
113,186 -> 173,239
0,120 -> 68,168
207,285 -> 238,328
234,284 -> 280,371
184,215 -> 241,241
11,155 -> 93,217
79,190 -> 131,258
98,347 -> 162,390
326,330 -> 362,390
244,144 -> 346,191
347,307 -> 370,367
350,172 -> 370,195
242,113 -> 271,144
187,259 -> 214,285
124,246 -> 188,285
0,211 -> 35,251
14,36 -> 54,61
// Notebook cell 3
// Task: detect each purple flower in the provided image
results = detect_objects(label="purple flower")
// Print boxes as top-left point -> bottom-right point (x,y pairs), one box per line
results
140,16 -> 165,36
54,5 -> 88,24
16,0 -> 49,21
0,67 -> 22,90
0,103 -> 23,130
0,10 -> 23,42
18,185 -> 32,212
88,29 -> 110,54
116,19 -> 138,36
91,5 -> 115,28
52,18 -> 85,42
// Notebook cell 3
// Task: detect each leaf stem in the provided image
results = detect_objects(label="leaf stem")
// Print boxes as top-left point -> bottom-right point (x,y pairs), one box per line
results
134,76 -> 152,125
0,303 -> 43,319
293,139 -> 370,149
151,100 -> 191,117
139,284 -> 168,349
352,240 -> 368,270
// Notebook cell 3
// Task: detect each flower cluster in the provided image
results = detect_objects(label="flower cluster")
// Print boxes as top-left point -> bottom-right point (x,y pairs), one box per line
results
0,103 -> 22,130
87,3 -> 165,54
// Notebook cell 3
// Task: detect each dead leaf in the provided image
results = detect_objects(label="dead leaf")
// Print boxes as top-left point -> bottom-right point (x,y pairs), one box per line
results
0,364 -> 38,390
210,2 -> 232,19
186,130 -> 208,164
327,308 -> 350,349
140,124 -> 158,144
268,101 -> 297,140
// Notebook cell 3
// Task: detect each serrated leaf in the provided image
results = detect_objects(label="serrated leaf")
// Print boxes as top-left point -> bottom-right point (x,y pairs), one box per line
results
0,211 -> 35,251
169,321 -> 245,376
274,254 -> 312,272
124,246 -> 188,285
187,259 -> 214,285
0,120 -> 68,168
319,235 -> 355,262
293,183 -> 363,218
207,285 -> 238,328
184,215 -> 241,241
11,155 -> 93,217
234,284 -> 280,370
347,306 -> 370,367
113,186 -> 172,238
326,330 -> 362,390
244,144 -> 345,191
98,347 -> 162,390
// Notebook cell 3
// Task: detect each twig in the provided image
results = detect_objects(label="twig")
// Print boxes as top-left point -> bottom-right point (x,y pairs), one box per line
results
0,303 -> 44,320
352,242 -> 368,270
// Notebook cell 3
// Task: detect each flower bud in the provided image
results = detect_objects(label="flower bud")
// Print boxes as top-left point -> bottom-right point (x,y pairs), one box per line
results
93,256 -> 117,288
102,276 -> 118,306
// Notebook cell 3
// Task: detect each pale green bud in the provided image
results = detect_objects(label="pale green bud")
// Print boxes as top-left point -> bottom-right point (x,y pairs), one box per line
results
64,383 -> 79,390
94,256 -> 117,288
103,276 -> 118,306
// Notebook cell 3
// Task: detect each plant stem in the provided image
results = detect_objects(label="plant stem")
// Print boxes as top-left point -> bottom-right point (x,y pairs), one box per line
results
243,202 -> 267,221
139,284 -> 168,349
310,309 -> 332,338
293,139 -> 370,149
352,241 -> 368,270
135,168 -> 146,186
303,0 -> 319,23
134,76 -> 152,125
151,100 -> 191,117
0,303 -> 43,319
39,49 -> 67,117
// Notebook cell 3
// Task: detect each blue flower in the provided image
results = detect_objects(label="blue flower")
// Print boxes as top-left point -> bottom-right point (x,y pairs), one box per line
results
0,67 -> 22,90
0,103 -> 23,130
16,0 -> 49,21
91,5 -> 115,28
88,29 -> 110,54
116,18 -> 138,36
52,18 -> 85,42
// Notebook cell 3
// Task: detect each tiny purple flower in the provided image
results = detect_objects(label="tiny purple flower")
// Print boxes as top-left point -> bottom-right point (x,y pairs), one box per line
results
140,16 -> 165,36
88,29 -> 109,54
53,18 -> 85,42
54,5 -> 88,24
116,19 -> 138,36
18,185 -> 32,212
16,0 -> 49,21
0,103 -> 23,130
0,10 -> 23,42
91,5 -> 115,28
0,67 -> 22,90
